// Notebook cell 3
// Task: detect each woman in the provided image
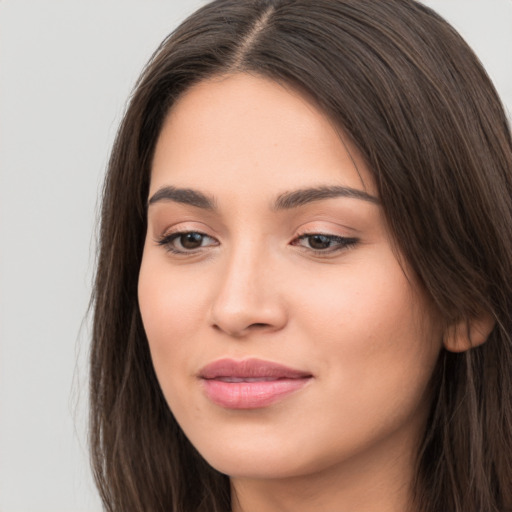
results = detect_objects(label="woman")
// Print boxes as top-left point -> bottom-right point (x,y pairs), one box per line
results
90,1 -> 512,511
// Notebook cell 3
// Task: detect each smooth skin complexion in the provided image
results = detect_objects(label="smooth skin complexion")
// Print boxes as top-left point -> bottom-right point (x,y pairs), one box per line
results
138,73 -> 460,511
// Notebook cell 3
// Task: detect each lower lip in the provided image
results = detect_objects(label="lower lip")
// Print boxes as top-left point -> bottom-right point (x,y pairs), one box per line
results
202,378 -> 311,409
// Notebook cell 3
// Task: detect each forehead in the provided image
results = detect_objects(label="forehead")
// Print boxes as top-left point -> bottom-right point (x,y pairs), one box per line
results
150,72 -> 376,199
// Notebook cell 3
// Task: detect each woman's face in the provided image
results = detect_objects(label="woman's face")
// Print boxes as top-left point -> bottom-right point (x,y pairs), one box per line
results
138,73 -> 443,482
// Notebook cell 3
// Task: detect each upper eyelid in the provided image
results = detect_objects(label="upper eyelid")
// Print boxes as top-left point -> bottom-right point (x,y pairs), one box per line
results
150,211 -> 359,236
157,230 -> 217,244
156,222 -> 216,238
293,227 -> 358,241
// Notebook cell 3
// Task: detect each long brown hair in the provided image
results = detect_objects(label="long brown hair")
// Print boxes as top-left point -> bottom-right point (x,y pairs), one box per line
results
90,1 -> 512,510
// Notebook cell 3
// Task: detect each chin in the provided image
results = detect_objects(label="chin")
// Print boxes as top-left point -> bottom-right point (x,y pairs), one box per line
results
204,452 -> 305,480
188,431 -> 334,481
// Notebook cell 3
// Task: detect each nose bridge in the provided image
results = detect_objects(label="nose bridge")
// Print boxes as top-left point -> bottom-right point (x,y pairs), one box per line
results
210,237 -> 286,336
223,238 -> 263,291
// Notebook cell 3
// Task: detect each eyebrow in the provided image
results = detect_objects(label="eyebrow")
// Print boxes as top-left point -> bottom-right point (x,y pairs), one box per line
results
147,184 -> 379,210
272,185 -> 379,210
148,186 -> 216,209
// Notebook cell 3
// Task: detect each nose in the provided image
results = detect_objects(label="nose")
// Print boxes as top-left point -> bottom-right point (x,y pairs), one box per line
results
209,244 -> 288,338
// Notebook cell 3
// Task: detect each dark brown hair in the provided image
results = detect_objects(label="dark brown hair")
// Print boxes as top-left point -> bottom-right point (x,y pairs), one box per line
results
90,1 -> 512,510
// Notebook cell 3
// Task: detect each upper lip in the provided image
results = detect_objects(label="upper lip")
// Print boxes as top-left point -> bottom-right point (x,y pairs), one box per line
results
199,358 -> 312,380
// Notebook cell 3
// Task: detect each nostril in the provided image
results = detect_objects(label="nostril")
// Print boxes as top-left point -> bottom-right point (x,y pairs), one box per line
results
249,323 -> 270,329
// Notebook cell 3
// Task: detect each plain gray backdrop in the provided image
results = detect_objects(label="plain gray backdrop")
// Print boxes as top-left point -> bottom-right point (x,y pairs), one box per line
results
0,1 -> 510,511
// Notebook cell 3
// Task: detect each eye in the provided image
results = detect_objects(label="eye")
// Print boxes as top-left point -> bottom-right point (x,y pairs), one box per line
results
292,233 -> 358,254
156,231 -> 218,254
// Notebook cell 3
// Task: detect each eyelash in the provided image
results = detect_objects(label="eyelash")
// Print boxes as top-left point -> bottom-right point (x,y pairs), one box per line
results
292,232 -> 359,254
155,231 -> 359,256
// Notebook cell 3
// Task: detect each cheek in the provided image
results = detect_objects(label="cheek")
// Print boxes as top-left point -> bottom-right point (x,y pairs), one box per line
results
293,253 -> 419,340
291,250 -> 441,391
137,250 -> 207,376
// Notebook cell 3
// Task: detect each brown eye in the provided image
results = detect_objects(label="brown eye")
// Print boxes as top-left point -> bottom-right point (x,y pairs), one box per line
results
180,232 -> 204,249
308,235 -> 332,250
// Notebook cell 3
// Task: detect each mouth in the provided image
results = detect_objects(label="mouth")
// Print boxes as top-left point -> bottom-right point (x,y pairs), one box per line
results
198,358 -> 313,409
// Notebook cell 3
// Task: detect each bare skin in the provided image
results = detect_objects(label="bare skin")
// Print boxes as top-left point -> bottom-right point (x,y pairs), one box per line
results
138,72 -> 446,512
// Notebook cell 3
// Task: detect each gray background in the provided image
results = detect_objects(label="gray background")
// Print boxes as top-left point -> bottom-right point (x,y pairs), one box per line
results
0,1 -> 510,511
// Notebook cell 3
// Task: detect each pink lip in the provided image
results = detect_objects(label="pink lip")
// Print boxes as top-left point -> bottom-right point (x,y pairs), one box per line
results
199,358 -> 312,409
